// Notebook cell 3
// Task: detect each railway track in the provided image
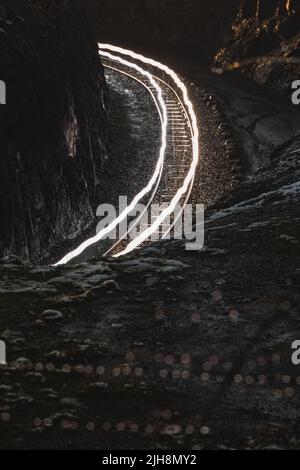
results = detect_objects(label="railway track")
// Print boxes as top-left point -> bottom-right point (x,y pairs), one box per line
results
102,58 -> 195,256
54,45 -> 198,266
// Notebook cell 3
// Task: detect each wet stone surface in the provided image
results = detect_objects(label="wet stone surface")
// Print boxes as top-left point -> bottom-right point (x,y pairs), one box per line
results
0,170 -> 299,449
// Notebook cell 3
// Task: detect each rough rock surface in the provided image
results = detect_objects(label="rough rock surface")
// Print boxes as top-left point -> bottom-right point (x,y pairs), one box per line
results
0,0 -> 108,263
85,0 -> 300,97
215,0 -> 300,95
84,0 -> 239,58
0,73 -> 299,449
0,174 -> 299,450
188,67 -> 300,183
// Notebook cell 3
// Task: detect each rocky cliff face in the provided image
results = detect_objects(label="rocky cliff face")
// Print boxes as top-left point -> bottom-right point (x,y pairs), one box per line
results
215,0 -> 300,94
84,0 -> 238,58
85,0 -> 300,96
0,132 -> 299,450
0,0 -> 108,263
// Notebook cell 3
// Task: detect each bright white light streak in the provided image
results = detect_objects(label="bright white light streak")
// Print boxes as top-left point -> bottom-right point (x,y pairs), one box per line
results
102,64 -> 165,256
97,45 -> 199,257
53,49 -> 168,266
104,69 -> 191,256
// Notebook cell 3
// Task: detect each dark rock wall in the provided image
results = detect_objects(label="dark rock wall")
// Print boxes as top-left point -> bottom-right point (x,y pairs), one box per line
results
85,0 -> 299,94
215,0 -> 300,94
84,0 -> 239,58
0,0 -> 108,262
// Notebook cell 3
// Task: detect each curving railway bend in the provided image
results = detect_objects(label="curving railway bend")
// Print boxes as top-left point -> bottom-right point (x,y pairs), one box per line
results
54,45 -> 198,265
1,0 -> 300,451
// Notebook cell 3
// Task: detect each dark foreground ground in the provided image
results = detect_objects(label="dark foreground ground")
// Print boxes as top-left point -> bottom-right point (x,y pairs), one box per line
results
0,66 -> 299,449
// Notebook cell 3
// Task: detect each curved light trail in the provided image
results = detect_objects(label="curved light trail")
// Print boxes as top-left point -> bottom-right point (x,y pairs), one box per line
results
99,44 -> 199,258
53,44 -> 199,265
53,50 -> 168,266
104,66 -> 195,257
102,63 -> 165,256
